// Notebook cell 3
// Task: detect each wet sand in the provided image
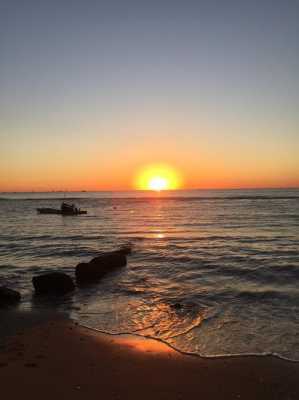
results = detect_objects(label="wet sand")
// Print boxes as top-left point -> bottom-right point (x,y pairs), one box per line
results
0,313 -> 298,400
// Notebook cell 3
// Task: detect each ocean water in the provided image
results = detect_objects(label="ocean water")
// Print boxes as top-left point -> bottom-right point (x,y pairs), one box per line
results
0,189 -> 298,360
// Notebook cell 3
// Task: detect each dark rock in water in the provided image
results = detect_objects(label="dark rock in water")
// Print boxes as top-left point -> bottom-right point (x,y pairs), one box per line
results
171,302 -> 182,310
76,251 -> 127,283
118,245 -> 132,256
90,250 -> 127,268
32,272 -> 75,295
0,286 -> 21,306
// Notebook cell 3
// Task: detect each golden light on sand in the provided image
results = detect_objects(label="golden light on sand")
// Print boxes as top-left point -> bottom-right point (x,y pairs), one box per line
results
135,164 -> 182,191
115,335 -> 174,354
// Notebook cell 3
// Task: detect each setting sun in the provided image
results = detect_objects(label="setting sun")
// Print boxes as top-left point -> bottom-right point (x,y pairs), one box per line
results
135,164 -> 182,191
148,176 -> 168,191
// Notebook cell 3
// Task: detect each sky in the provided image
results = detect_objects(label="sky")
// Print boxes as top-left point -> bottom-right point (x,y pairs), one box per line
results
1,0 -> 298,191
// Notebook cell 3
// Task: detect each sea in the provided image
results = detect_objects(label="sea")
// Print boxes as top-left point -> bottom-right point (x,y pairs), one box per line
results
0,189 -> 298,361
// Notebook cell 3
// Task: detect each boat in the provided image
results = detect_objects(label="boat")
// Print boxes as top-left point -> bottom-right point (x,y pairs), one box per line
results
37,202 -> 87,215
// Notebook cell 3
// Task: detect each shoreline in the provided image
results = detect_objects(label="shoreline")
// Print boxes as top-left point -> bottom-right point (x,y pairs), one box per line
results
3,309 -> 298,364
0,311 -> 298,399
80,323 -> 299,364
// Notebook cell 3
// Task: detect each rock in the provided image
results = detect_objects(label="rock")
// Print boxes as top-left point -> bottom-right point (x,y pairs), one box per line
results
118,244 -> 132,256
172,302 -> 182,310
32,272 -> 75,295
76,251 -> 127,283
0,286 -> 21,306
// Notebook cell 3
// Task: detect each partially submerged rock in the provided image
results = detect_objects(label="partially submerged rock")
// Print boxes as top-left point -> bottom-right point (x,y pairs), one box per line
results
32,272 -> 75,295
0,286 -> 21,306
171,302 -> 182,310
118,244 -> 132,256
76,250 -> 127,283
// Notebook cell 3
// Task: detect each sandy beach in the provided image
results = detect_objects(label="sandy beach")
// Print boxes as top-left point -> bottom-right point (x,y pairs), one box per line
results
0,312 -> 298,400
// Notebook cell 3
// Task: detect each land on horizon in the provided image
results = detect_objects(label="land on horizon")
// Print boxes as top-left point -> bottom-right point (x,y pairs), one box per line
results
1,186 -> 299,194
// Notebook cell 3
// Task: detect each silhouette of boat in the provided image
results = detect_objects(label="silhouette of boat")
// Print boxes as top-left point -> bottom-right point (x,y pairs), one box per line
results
37,202 -> 87,215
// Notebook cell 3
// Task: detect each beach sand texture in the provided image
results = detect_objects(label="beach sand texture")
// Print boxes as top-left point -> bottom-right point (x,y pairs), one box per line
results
0,316 -> 298,400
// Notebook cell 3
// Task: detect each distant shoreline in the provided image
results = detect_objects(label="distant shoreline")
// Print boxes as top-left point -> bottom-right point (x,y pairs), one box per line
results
1,187 -> 299,201
1,186 -> 299,194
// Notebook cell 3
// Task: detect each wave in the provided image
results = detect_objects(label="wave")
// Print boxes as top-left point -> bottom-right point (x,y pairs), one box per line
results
206,263 -> 299,283
221,288 -> 299,304
0,197 -> 91,201
77,322 -> 299,363
0,234 -> 107,242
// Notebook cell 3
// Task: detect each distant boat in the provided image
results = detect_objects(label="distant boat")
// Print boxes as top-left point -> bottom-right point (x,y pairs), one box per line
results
37,202 -> 87,215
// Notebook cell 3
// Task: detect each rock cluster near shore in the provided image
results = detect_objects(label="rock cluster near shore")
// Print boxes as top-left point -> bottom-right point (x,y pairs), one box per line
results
34,247 -> 131,294
0,245 -> 132,305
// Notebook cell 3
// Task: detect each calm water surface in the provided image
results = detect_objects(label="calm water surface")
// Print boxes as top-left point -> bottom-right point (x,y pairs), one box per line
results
0,189 -> 298,360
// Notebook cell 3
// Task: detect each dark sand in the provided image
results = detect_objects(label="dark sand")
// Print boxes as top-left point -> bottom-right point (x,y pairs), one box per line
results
0,312 -> 298,399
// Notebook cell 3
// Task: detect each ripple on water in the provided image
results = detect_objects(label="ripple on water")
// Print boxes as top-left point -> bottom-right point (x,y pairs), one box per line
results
0,189 -> 299,361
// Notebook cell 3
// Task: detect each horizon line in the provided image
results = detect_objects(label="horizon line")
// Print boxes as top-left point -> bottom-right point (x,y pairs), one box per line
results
1,186 -> 299,194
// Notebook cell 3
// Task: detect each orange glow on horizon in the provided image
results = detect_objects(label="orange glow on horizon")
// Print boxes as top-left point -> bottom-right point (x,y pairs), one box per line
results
134,164 -> 183,191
